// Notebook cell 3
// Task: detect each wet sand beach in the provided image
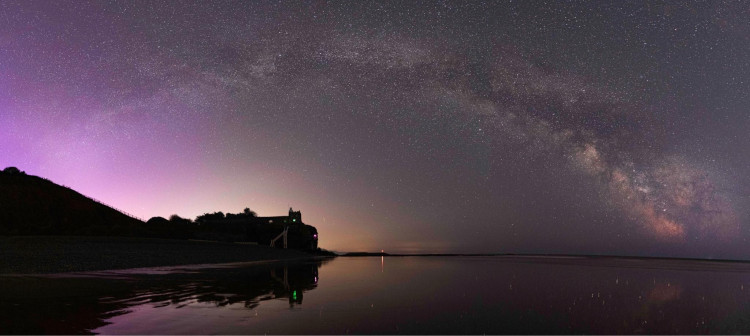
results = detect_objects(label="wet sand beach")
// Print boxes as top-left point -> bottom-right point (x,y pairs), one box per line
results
0,236 -> 315,274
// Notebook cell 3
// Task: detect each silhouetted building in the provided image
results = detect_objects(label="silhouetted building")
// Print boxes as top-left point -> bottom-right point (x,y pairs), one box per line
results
194,207 -> 318,250
259,207 -> 302,225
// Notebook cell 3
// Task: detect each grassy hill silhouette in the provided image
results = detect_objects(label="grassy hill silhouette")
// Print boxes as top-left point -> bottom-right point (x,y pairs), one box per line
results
0,167 -> 331,273
0,167 -> 322,251
0,167 -> 147,236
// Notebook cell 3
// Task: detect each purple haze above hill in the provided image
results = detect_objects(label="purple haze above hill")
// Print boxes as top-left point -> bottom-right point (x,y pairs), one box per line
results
1,1 -> 749,257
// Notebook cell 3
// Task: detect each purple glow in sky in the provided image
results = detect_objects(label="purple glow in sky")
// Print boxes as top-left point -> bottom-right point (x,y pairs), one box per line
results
1,1 -> 749,256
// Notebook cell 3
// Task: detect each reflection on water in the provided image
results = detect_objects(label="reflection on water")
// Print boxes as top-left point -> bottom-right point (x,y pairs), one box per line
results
0,260 -> 324,334
3,256 -> 750,334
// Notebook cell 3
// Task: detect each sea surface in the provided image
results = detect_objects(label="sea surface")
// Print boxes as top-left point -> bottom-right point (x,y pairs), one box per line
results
3,256 -> 750,334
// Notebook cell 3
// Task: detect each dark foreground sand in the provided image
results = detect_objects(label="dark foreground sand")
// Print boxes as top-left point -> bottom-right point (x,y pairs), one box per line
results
0,236 -> 316,274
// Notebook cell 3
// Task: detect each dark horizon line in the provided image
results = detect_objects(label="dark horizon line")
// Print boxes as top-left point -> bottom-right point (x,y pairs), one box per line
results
339,251 -> 750,263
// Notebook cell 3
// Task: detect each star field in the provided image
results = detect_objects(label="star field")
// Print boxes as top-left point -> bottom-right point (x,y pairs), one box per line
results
1,1 -> 748,257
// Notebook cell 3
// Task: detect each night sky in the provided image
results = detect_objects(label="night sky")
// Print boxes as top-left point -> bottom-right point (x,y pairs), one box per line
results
1,1 -> 748,257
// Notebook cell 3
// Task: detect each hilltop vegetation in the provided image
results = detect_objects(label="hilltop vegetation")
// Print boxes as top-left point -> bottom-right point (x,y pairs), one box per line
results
0,167 -> 320,252
154,209 -> 319,251
0,167 -> 147,236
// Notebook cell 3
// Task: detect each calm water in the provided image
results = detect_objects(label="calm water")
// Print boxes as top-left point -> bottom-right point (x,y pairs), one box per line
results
3,256 -> 750,334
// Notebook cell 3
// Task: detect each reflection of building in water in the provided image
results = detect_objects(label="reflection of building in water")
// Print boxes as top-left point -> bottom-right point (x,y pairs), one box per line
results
270,263 -> 319,307
1,260 -> 328,334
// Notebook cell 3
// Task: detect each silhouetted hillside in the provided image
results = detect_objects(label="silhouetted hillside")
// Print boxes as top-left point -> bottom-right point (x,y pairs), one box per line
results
0,167 -> 147,236
0,167 -> 322,252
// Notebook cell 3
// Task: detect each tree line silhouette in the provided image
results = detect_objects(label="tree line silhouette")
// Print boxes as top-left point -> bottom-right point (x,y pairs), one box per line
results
0,167 -> 319,251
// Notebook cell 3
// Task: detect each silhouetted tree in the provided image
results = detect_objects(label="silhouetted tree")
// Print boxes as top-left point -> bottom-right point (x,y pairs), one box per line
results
195,211 -> 225,223
243,208 -> 257,217
147,216 -> 169,225
2,167 -> 22,174
169,214 -> 193,225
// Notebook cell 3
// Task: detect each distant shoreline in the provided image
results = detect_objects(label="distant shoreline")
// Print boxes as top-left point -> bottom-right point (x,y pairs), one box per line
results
4,235 -> 746,276
341,252 -> 750,264
0,236 -> 326,275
